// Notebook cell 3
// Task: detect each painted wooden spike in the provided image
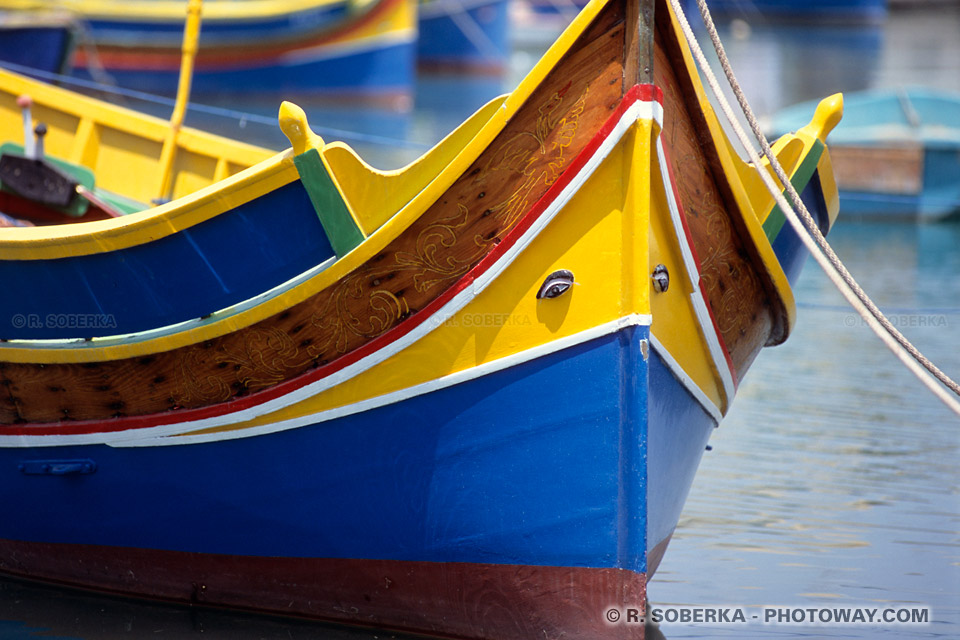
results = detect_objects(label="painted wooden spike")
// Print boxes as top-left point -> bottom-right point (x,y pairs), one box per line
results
279,101 -> 365,257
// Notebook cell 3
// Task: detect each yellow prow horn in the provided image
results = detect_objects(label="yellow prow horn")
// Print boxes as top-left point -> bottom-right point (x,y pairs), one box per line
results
279,101 -> 325,156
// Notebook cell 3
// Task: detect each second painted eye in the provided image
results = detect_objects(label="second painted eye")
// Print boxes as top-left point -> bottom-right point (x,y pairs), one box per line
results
536,270 -> 575,299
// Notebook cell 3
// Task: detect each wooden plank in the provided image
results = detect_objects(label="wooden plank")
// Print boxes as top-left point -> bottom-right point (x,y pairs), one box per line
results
829,144 -> 924,195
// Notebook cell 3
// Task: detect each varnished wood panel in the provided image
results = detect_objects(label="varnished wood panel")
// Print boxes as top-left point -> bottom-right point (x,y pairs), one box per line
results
652,0 -> 781,377
0,0 -> 629,424
831,144 -> 924,195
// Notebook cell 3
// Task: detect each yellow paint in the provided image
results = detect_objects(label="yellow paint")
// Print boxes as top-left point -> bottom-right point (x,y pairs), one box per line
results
0,0 -> 358,22
0,0 -> 618,363
157,0 -> 204,202
801,95 -> 842,228
802,93 -> 844,145
191,118 -> 657,435
647,133 -> 728,410
736,94 -> 844,231
815,148 -> 840,227
279,102 -> 326,156
0,0 -> 833,413
324,95 -> 507,235
661,0 -> 797,345
188,114 -> 734,436
0,67 -> 278,258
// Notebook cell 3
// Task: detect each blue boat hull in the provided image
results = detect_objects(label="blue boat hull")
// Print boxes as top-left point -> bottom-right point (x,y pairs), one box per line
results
417,0 -> 511,70
0,181 -> 335,340
0,24 -> 74,75
74,40 -> 416,97
684,0 -> 887,22
0,322 -> 714,630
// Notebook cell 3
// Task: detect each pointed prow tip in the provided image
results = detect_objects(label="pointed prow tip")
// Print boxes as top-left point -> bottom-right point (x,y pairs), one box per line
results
279,101 -> 325,156
809,93 -> 843,143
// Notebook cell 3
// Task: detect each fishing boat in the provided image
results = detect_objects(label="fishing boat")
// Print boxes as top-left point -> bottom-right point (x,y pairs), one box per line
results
0,0 -> 842,635
769,87 -> 960,222
682,0 -> 888,23
0,10 -> 75,75
0,0 -> 416,97
417,0 -> 510,71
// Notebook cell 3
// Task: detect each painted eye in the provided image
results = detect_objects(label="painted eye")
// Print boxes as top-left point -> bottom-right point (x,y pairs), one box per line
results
536,270 -> 575,299
651,264 -> 669,293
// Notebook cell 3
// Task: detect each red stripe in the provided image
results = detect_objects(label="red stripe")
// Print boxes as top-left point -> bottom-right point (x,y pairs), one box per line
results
73,0 -> 406,72
658,142 -> 739,388
6,85 -> 661,437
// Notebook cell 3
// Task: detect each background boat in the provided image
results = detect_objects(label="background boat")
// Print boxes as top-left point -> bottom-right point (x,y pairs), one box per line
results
417,0 -> 510,71
768,87 -> 960,221
0,0 -> 417,99
682,0 -> 888,23
0,10 -> 75,75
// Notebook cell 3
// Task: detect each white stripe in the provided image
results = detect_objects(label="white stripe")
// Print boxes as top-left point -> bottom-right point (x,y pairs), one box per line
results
654,138 -> 736,407
649,334 -> 722,424
115,314 -> 653,447
0,314 -> 652,449
2,96 -> 662,449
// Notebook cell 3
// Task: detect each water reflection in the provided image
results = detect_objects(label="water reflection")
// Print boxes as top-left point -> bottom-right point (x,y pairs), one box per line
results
651,222 -> 960,638
0,575 -> 429,640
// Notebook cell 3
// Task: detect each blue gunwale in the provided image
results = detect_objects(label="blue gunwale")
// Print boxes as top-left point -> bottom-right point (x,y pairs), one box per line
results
0,181 -> 335,340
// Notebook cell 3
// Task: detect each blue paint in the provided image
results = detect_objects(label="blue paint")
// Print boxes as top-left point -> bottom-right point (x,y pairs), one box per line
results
768,88 -> 960,221
919,147 -> 960,220
17,460 -> 97,476
75,41 -> 415,96
770,171 -> 831,286
617,325 -> 649,573
86,3 -> 351,44
0,26 -> 73,75
0,325 -> 710,575
417,0 -> 510,68
683,0 -> 887,21
645,345 -> 716,556
0,181 -> 334,340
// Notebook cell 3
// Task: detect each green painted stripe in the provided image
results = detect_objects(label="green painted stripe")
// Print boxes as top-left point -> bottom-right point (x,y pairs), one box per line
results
294,148 -> 365,257
93,188 -> 148,215
762,139 -> 825,243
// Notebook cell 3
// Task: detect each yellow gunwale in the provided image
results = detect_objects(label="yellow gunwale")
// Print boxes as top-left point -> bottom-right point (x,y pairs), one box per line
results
660,0 -> 798,344
0,0 -> 355,22
0,0 -> 613,364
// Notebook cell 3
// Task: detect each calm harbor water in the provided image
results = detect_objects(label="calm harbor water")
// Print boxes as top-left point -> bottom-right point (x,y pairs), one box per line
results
2,2 -> 959,638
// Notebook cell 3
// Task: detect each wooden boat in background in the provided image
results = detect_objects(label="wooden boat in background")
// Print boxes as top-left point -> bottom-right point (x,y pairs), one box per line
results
0,0 -> 841,636
417,0 -> 510,71
769,87 -> 960,221
0,10 -> 75,75
0,0 -> 416,98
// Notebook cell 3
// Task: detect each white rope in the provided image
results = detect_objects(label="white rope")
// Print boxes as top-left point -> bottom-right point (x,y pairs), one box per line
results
666,0 -> 960,417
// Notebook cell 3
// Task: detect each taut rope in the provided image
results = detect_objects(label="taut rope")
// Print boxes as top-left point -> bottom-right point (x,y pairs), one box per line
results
667,0 -> 960,416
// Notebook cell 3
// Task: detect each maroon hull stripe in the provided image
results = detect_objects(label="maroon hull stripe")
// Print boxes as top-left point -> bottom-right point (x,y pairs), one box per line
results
0,540 -> 647,639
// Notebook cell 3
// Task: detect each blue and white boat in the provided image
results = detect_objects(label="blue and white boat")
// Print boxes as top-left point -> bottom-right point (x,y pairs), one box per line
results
769,87 -> 960,222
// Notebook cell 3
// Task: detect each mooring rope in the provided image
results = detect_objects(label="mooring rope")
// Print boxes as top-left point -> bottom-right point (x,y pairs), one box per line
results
667,0 -> 960,416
